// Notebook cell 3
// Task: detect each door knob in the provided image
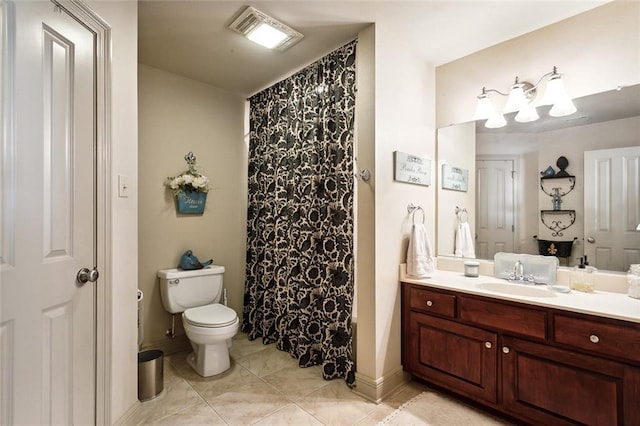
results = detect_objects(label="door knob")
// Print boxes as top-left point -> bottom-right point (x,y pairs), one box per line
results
587,237 -> 596,243
77,267 -> 99,285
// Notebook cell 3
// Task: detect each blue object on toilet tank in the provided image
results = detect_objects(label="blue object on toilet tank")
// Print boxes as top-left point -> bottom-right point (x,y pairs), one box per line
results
179,250 -> 213,270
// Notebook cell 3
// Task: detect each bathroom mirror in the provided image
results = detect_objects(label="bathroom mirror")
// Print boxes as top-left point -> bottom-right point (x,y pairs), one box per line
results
437,84 -> 640,272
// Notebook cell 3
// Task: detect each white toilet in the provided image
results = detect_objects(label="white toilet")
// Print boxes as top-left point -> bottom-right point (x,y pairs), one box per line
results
158,265 -> 239,377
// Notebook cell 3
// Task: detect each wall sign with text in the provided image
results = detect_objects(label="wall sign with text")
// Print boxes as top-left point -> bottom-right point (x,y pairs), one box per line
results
441,164 -> 469,192
393,151 -> 431,186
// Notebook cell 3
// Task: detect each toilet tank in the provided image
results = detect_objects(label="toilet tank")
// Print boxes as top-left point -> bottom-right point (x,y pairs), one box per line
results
158,265 -> 225,314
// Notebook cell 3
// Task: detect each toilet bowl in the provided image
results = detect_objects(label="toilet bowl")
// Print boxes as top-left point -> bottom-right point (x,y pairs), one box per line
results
158,266 -> 239,377
182,303 -> 239,376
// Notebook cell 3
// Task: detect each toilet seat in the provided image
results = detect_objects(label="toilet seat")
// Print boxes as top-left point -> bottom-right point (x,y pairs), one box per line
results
184,304 -> 237,328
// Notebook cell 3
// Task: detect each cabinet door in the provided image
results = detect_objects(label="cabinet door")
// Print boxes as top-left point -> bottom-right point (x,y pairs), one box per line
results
502,336 -> 640,426
408,312 -> 498,403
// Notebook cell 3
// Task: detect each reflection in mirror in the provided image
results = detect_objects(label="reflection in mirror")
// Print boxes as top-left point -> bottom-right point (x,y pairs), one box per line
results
437,85 -> 640,272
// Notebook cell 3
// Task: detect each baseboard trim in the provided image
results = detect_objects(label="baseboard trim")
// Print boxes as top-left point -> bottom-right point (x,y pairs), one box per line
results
141,334 -> 191,356
352,366 -> 410,403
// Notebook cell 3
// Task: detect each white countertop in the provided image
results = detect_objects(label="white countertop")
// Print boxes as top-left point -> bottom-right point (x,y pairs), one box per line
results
401,268 -> 640,324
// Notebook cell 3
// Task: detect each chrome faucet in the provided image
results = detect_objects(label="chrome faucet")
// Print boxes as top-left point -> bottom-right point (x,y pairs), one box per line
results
511,260 -> 524,282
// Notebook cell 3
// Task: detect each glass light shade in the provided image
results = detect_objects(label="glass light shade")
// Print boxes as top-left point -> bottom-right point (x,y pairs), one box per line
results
504,85 -> 527,113
474,95 -> 495,120
539,75 -> 570,106
485,113 -> 507,128
247,23 -> 288,49
515,103 -> 540,123
549,99 -> 577,117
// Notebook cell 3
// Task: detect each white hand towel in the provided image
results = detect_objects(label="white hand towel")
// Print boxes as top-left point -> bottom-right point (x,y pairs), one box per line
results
455,222 -> 476,258
407,223 -> 435,277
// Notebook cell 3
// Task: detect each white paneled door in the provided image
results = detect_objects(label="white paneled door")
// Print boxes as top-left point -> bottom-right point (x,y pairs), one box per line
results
475,159 -> 515,260
1,1 -> 97,424
584,146 -> 640,272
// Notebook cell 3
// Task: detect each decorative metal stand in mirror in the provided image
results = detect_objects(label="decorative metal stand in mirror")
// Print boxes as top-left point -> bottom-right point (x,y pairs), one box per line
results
394,151 -> 431,186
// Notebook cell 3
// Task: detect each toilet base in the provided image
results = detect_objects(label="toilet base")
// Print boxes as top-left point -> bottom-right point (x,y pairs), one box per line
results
186,340 -> 231,377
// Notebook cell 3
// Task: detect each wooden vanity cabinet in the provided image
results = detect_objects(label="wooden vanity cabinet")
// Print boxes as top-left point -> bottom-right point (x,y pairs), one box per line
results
401,282 -> 640,426
407,311 -> 498,403
502,336 -> 639,426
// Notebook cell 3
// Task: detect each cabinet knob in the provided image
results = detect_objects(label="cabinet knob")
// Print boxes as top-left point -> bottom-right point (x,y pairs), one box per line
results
426,300 -> 433,307
484,342 -> 492,349
502,346 -> 510,354
589,334 -> 600,344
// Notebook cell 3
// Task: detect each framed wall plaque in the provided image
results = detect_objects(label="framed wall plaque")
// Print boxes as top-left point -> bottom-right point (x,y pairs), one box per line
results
442,164 -> 469,192
393,151 -> 431,186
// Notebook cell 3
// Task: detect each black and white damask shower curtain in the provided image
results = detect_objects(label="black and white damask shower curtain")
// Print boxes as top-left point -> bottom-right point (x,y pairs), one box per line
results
243,41 -> 356,386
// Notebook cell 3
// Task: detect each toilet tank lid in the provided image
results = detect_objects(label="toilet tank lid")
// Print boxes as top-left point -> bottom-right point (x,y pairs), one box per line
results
158,265 -> 225,279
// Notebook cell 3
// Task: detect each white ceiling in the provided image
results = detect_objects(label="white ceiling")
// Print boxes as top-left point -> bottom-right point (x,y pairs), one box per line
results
138,1 -> 608,98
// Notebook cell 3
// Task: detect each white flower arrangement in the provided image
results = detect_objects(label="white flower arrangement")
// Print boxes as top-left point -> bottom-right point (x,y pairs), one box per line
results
165,165 -> 209,196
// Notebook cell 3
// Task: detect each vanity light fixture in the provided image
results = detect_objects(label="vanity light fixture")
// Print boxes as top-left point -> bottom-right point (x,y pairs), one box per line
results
229,6 -> 303,51
474,66 -> 577,128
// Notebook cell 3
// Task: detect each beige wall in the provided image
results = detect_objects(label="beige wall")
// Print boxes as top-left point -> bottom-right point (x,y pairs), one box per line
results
436,1 -> 640,128
84,0 -> 139,421
536,116 -> 640,261
354,25 -> 376,380
435,1 -> 639,274
436,122 -> 476,256
475,132 -> 539,256
138,65 -> 247,352
126,1 -> 640,412
369,18 -> 437,395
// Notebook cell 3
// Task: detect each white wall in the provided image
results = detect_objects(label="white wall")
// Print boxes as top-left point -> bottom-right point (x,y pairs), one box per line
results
84,0 -> 138,422
138,65 -> 247,352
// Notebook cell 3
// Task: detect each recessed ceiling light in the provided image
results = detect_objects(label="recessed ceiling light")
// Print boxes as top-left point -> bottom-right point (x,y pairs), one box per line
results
229,6 -> 303,51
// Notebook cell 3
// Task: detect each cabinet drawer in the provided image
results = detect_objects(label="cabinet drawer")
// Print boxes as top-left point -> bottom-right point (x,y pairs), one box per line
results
459,296 -> 547,339
409,287 -> 456,317
553,315 -> 640,363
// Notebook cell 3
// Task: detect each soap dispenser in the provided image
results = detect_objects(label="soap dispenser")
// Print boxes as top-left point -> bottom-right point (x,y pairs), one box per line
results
571,256 -> 596,293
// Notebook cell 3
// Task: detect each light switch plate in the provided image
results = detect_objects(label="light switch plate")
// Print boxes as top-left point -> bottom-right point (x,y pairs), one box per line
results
118,175 -> 129,198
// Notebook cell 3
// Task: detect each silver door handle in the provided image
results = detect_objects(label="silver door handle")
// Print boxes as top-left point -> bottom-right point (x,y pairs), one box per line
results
587,237 -> 595,243
77,267 -> 99,285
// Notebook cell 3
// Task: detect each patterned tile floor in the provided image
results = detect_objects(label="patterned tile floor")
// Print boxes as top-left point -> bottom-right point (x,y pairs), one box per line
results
122,332 -> 510,425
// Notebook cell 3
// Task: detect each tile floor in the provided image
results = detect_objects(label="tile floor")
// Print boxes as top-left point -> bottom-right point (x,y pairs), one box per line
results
123,332 -> 511,425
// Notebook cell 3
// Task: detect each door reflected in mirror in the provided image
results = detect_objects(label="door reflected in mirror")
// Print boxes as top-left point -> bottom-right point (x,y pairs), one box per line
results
436,85 -> 640,272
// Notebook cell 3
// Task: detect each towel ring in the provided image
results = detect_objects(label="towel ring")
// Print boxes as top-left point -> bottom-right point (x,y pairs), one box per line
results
455,206 -> 468,223
412,206 -> 425,225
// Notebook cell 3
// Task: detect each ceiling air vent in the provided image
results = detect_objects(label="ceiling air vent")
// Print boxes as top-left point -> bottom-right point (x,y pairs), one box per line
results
229,6 -> 303,51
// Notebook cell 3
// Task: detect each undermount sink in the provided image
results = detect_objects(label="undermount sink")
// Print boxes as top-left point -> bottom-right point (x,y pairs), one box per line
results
476,282 -> 556,298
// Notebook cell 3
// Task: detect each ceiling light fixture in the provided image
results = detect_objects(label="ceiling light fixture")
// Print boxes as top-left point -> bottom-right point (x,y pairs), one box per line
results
229,6 -> 303,51
473,66 -> 577,129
